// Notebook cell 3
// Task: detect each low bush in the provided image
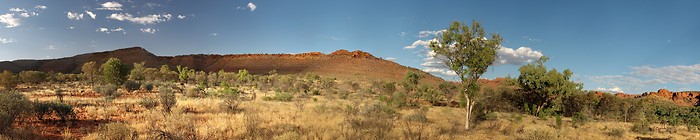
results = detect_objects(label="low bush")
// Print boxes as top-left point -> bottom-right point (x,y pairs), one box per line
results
139,98 -> 158,110
123,80 -> 141,92
158,87 -> 176,113
140,82 -> 155,92
96,123 -> 135,140
571,112 -> 589,127
631,120 -> 651,134
94,84 -> 120,100
272,92 -> 293,102
0,91 -> 32,134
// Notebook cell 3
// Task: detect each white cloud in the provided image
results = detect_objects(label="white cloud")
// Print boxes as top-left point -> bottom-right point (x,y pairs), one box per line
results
418,30 -> 445,38
99,1 -> 123,11
69,26 -> 75,29
0,13 -> 21,28
386,57 -> 396,61
67,12 -> 84,20
404,39 -> 436,49
47,45 -> 55,50
177,15 -> 186,19
96,27 -> 125,34
107,13 -> 173,24
9,8 -> 27,13
211,33 -> 218,36
34,5 -> 47,9
595,86 -> 625,93
140,28 -> 157,34
0,37 -> 14,44
85,11 -> 96,19
630,64 -> 700,85
494,47 -> 544,65
247,2 -> 257,12
423,67 -> 457,76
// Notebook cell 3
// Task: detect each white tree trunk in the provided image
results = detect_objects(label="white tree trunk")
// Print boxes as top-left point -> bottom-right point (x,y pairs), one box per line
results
465,93 -> 475,130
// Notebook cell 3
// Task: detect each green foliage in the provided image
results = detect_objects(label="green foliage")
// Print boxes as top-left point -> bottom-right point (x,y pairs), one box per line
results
0,91 -> 32,133
158,87 -> 177,113
139,98 -> 158,110
101,58 -> 131,85
0,70 -> 18,90
96,123 -> 135,140
272,92 -> 293,102
236,69 -> 251,84
517,56 -> 582,115
176,65 -> 194,83
18,71 -> 47,85
402,71 -> 424,92
379,82 -> 396,94
555,114 -> 562,129
159,65 -> 178,82
571,112 -> 589,127
123,80 -> 141,92
140,82 -> 154,92
631,120 -> 651,134
31,102 -> 74,122
607,128 -> 626,138
341,102 -> 398,139
81,61 -> 99,83
94,84 -> 120,101
129,62 -> 146,81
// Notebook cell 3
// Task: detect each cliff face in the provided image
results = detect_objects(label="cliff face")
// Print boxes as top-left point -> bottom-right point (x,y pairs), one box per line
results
639,89 -> 700,106
0,47 -> 444,84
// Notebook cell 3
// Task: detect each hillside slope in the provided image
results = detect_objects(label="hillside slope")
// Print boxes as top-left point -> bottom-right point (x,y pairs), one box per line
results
0,47 -> 444,84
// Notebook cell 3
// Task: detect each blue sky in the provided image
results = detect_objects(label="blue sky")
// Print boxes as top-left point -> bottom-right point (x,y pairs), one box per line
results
1,0 -> 699,94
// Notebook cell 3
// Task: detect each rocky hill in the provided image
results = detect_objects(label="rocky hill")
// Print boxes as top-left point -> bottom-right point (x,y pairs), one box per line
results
604,89 -> 700,106
0,47 -> 444,84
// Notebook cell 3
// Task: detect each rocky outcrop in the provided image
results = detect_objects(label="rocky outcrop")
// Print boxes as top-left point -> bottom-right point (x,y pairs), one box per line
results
640,89 -> 700,106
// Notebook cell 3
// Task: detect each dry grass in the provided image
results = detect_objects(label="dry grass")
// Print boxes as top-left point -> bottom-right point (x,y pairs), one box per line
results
10,82 -> 700,140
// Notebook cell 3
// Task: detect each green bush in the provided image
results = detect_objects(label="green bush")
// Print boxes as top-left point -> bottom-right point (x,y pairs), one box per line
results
571,112 -> 589,127
273,92 -> 293,102
607,128 -> 625,138
159,87 -> 177,113
123,80 -> 141,92
555,114 -> 563,129
95,84 -> 120,101
140,82 -> 154,92
0,70 -> 19,90
18,70 -> 48,85
101,58 -> 131,85
0,91 -> 32,133
631,121 -> 651,134
139,98 -> 158,110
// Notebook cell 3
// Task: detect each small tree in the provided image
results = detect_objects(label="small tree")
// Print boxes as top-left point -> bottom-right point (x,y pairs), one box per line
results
0,70 -> 18,90
176,65 -> 194,84
129,62 -> 146,81
517,56 -> 582,115
428,20 -> 501,130
101,58 -> 131,85
81,61 -> 99,84
402,71 -> 424,93
159,86 -> 177,113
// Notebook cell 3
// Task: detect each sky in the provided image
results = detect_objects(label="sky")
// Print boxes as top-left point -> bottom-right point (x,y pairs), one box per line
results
1,0 -> 699,94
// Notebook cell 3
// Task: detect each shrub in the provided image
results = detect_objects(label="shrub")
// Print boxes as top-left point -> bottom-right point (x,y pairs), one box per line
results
123,80 -> 141,92
631,121 -> 651,134
50,102 -> 74,122
33,101 -> 51,120
571,112 -> 589,127
140,82 -> 154,92
158,87 -> 177,113
273,92 -> 293,102
341,102 -> 397,139
18,70 -> 48,85
97,123 -> 135,140
129,62 -> 146,81
139,98 -> 158,110
55,89 -> 65,103
401,108 -> 429,139
0,71 -> 18,90
220,92 -> 240,113
555,114 -> 562,129
94,84 -> 120,100
0,91 -> 31,133
379,82 -> 397,94
185,87 -> 203,98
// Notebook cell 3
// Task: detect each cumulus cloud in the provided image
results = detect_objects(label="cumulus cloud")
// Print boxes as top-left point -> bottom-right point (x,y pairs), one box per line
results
67,12 -> 84,20
85,11 -> 96,19
423,67 -> 457,76
107,13 -> 173,24
140,28 -> 157,34
494,47 -> 544,65
0,13 -> 21,28
404,39 -> 436,49
418,30 -> 445,38
595,86 -> 625,93
386,57 -> 396,61
9,8 -> 27,13
0,37 -> 15,44
98,1 -> 123,11
177,15 -> 186,19
34,5 -> 47,9
96,27 -> 125,34
247,2 -> 257,11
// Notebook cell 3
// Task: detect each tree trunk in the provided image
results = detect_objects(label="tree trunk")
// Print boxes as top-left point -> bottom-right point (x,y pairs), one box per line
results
536,102 -> 548,115
465,92 -> 475,130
